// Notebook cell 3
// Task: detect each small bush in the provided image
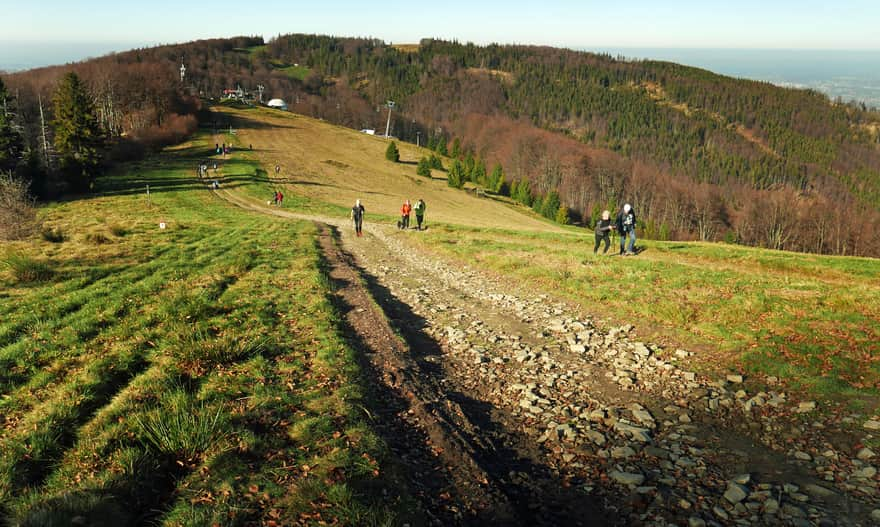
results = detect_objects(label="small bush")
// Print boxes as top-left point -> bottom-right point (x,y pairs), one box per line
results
1,253 -> 54,283
0,172 -> 40,240
108,224 -> 127,237
41,227 -> 65,243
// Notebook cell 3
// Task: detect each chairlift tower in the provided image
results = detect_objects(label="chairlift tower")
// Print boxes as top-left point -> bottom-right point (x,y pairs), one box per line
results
384,100 -> 395,138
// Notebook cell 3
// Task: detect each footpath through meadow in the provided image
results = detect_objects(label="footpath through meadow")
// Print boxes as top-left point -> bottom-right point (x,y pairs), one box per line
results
217,185 -> 880,527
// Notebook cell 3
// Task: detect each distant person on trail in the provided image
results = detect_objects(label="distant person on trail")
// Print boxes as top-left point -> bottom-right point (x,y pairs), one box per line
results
275,164 -> 281,175
277,191 -> 284,206
400,200 -> 412,229
351,199 -> 366,237
273,191 -> 279,206
414,199 -> 426,230
616,203 -> 637,255
594,210 -> 614,255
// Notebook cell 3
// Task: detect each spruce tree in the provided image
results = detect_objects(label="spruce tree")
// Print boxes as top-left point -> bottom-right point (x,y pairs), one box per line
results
471,159 -> 486,186
385,141 -> 400,162
436,135 -> 448,156
447,159 -> 465,189
489,164 -> 504,193
417,156 -> 431,177
555,205 -> 570,225
52,72 -> 102,192
451,137 -> 461,158
0,77 -> 24,174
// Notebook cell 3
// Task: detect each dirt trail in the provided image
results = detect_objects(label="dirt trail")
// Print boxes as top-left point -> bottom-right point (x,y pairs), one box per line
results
213,185 -> 880,526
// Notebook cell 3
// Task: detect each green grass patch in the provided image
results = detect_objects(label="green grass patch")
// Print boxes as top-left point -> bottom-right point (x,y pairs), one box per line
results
0,131 -> 408,525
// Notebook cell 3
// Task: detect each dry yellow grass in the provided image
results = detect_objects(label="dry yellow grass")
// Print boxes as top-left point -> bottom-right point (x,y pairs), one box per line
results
217,106 -> 565,232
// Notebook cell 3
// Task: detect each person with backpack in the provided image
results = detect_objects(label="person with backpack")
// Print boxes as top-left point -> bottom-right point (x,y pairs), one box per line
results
400,200 -> 412,229
594,210 -> 614,254
414,199 -> 426,230
351,199 -> 365,237
615,203 -> 637,255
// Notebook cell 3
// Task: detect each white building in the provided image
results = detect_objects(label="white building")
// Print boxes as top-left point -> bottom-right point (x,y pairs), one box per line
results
267,98 -> 288,111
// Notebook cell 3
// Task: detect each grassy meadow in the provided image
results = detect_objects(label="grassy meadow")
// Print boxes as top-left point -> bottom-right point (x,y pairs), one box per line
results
407,224 -> 880,403
0,138 -> 404,525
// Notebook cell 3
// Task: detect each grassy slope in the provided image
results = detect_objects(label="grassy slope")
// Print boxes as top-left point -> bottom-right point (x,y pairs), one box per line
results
0,138 -> 405,525
214,105 -> 565,232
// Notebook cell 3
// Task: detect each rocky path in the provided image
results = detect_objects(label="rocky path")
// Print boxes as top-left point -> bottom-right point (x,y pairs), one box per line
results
216,187 -> 880,526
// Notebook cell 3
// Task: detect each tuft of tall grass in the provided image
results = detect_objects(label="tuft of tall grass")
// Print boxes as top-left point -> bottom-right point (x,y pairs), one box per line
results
1,253 -> 54,283
108,224 -> 127,237
167,325 -> 265,367
40,227 -> 65,243
84,232 -> 111,245
134,402 -> 228,460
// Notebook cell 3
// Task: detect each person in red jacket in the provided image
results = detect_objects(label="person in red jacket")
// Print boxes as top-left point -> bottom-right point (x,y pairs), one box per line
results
400,199 -> 412,229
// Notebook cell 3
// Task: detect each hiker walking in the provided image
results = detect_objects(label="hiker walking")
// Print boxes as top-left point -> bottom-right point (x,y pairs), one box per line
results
616,203 -> 637,255
351,199 -> 365,237
594,210 -> 614,254
272,191 -> 279,206
414,199 -> 426,231
277,191 -> 284,206
274,164 -> 281,175
400,199 -> 412,229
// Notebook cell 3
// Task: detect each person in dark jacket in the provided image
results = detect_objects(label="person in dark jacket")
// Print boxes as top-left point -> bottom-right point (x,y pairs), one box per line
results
615,203 -> 637,255
351,199 -> 365,236
414,199 -> 426,230
594,210 -> 614,254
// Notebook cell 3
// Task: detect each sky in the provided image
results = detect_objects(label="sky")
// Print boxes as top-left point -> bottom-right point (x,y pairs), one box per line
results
2,0 -> 880,51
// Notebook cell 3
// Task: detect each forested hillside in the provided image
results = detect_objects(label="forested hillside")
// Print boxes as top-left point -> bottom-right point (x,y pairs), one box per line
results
4,35 -> 880,255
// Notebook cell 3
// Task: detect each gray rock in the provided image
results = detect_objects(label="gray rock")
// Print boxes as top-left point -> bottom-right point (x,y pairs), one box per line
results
613,421 -> 652,442
852,466 -> 877,479
644,446 -> 670,459
611,446 -> 636,459
723,482 -> 748,504
726,374 -> 744,384
608,470 -> 644,486
687,516 -> 705,527
763,498 -> 779,514
585,430 -> 606,446
793,451 -> 812,461
732,473 -> 751,485
802,483 -> 837,500
871,509 -> 880,521
857,447 -> 876,460
712,506 -> 729,520
797,401 -> 817,412
863,419 -> 880,431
